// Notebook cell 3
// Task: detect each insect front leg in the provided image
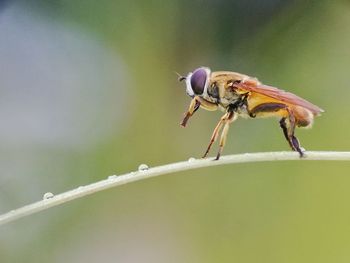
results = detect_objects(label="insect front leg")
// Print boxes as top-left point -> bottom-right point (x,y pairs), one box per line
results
215,111 -> 235,160
197,97 -> 219,111
180,97 -> 201,127
181,97 -> 218,127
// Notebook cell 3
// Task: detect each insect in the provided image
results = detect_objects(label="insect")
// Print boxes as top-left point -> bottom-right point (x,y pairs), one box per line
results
178,67 -> 324,160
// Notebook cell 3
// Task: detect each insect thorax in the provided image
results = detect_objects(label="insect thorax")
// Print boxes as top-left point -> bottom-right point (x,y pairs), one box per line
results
205,82 -> 242,110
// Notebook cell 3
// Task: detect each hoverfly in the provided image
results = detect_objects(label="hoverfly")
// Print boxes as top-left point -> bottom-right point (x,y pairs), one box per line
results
179,67 -> 324,160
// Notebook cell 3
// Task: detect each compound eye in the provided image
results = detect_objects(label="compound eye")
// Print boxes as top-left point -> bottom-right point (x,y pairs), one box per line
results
190,68 -> 207,95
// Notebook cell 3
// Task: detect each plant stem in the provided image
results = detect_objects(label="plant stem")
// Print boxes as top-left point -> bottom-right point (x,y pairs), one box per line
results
1,151 -> 350,226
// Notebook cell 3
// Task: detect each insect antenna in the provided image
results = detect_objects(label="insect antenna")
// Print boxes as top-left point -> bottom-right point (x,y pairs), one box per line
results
174,71 -> 186,82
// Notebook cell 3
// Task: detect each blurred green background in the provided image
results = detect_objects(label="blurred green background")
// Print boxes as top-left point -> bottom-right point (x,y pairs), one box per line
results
1,0 -> 350,262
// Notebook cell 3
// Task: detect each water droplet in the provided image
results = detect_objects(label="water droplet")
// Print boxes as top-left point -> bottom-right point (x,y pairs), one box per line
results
108,175 -> 117,180
188,157 -> 196,162
138,164 -> 149,171
43,192 -> 54,200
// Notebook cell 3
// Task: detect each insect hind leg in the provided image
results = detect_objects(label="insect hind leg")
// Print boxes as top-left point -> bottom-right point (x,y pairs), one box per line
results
281,109 -> 305,157
279,117 -> 294,150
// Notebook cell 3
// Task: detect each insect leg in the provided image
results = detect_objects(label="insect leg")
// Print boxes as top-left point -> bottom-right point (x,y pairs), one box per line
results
181,97 -> 201,127
196,97 -> 219,111
215,111 -> 235,160
181,97 -> 218,127
202,112 -> 228,158
279,117 -> 294,150
286,109 -> 305,157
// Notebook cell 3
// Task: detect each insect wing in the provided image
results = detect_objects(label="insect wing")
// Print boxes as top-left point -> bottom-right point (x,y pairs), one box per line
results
237,81 -> 324,115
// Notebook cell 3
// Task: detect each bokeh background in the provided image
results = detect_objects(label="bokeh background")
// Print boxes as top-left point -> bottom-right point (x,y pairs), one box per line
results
1,0 -> 350,262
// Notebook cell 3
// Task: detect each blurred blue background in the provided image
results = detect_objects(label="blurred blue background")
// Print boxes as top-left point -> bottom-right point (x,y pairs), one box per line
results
1,0 -> 350,262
